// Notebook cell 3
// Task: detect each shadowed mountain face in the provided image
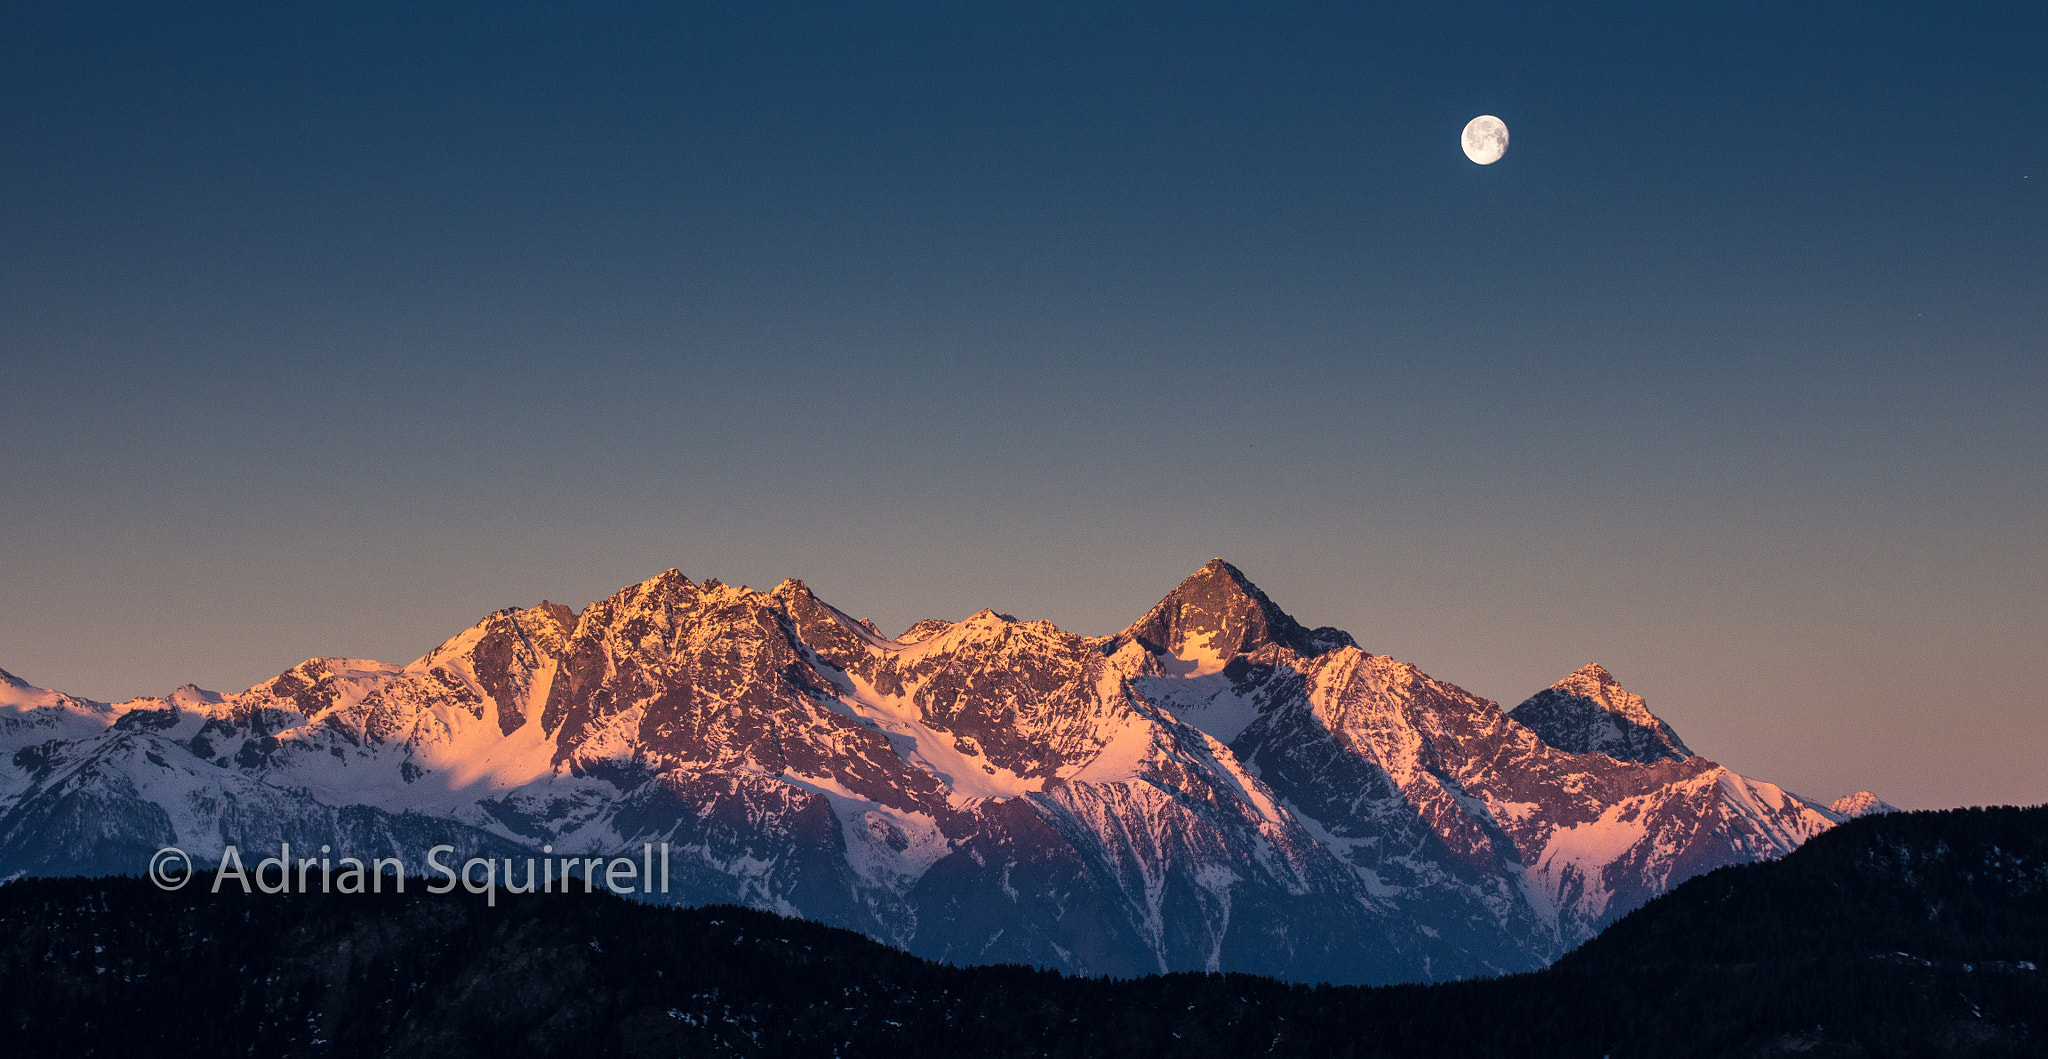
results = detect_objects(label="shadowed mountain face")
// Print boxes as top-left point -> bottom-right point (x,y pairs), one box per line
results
1110,559 -> 1356,661
1509,662 -> 1693,764
0,560 -> 1852,983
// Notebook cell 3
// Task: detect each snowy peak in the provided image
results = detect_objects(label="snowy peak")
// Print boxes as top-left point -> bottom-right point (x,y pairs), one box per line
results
167,684 -> 223,709
0,667 -> 108,720
0,668 -> 53,709
1114,559 -> 1353,670
1829,791 -> 1899,818
1510,663 -> 1692,763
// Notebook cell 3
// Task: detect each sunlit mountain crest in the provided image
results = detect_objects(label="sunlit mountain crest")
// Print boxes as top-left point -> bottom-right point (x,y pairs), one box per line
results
0,559 -> 1863,984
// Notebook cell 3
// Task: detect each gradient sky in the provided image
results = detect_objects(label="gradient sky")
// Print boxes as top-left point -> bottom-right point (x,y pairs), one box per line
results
3,2 -> 2044,810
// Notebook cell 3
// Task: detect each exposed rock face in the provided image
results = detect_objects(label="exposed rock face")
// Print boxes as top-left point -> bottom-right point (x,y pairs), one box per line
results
1110,558 -> 1356,661
1509,663 -> 1693,764
0,560 -> 1851,983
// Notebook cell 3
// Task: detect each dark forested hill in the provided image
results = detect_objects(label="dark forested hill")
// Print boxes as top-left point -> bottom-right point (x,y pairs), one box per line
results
2,806 -> 2044,1058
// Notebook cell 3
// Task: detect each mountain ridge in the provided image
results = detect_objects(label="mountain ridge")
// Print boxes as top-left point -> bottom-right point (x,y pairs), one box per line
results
0,558 -> 1860,983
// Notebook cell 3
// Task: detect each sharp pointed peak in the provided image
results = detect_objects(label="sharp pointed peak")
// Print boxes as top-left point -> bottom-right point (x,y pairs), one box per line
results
1513,662 -> 1692,763
1164,557 -> 1275,605
599,568 -> 700,607
657,568 -> 698,588
771,577 -> 813,598
1187,557 -> 1256,588
1118,558 -> 1354,661
769,578 -> 842,622
768,577 -> 898,650
1553,662 -> 1624,694
533,599 -> 580,631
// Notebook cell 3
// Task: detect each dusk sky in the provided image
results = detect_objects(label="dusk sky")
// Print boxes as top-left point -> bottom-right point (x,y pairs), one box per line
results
3,2 -> 2043,811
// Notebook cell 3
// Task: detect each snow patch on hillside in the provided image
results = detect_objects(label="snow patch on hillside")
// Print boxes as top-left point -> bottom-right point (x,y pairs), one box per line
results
1534,799 -> 1654,923
825,667 -> 1043,805
779,772 -> 951,891
1133,671 -> 1265,743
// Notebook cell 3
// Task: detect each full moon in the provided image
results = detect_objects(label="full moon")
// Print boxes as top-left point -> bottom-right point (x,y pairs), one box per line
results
1462,115 -> 1509,165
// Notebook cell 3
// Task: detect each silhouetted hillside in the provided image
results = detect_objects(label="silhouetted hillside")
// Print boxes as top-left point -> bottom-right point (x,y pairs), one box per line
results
1,806 -> 2043,1057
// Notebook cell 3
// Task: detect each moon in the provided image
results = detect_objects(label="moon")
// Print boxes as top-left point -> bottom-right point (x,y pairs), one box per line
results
1462,115 -> 1509,165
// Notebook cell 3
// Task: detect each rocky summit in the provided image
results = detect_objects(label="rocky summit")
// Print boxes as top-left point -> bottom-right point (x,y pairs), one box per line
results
0,560 -> 1857,983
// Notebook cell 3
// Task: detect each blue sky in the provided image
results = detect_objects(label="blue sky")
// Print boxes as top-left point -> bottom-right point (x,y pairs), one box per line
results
3,1 -> 2044,808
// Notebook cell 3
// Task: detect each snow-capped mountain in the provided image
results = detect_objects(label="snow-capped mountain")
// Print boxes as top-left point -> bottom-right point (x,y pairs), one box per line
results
1828,791 -> 1899,818
0,560 -> 1860,983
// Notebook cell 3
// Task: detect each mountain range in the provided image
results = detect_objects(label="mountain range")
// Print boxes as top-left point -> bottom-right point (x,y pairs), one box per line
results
0,559 -> 1881,983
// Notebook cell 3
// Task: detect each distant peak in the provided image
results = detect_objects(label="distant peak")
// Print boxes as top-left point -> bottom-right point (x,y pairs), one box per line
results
1114,559 -> 1355,662
169,684 -> 224,707
897,618 -> 955,644
1830,791 -> 1899,819
1547,663 -> 1639,711
1562,661 -> 1617,686
610,568 -> 698,607
0,669 -> 95,712
1193,558 -> 1261,595
533,600 -> 578,632
1512,664 -> 1692,764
